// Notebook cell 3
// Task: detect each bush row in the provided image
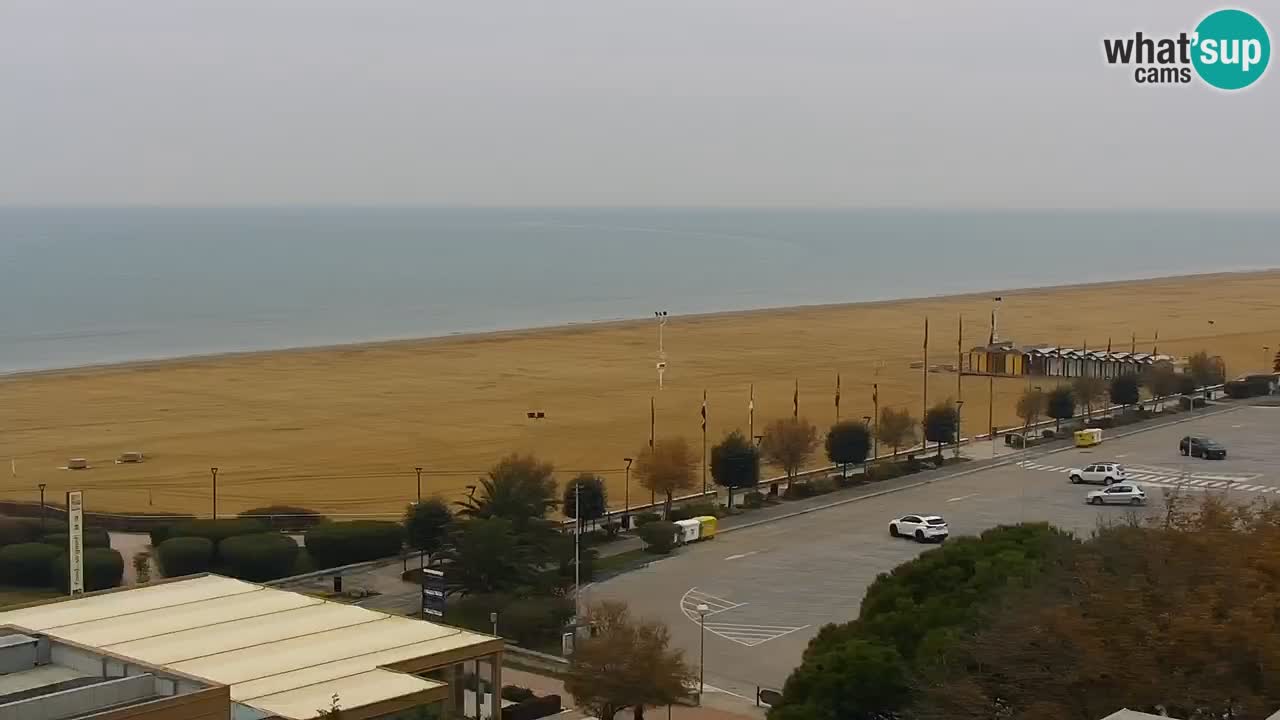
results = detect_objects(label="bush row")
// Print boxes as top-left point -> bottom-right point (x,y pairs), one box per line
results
0,542 -> 122,591
446,593 -> 574,649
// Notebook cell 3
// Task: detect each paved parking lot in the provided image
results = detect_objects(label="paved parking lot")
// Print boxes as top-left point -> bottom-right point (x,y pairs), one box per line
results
592,403 -> 1280,700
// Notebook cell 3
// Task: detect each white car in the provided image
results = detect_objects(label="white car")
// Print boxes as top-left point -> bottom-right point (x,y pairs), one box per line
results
889,514 -> 949,543
1086,483 -> 1146,506
1068,462 -> 1129,486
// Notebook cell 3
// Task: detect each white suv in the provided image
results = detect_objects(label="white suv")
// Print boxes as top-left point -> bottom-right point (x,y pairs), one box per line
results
889,515 -> 949,543
1068,462 -> 1129,486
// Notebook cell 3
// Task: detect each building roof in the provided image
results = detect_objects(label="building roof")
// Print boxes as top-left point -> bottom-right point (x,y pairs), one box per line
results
0,574 -> 498,719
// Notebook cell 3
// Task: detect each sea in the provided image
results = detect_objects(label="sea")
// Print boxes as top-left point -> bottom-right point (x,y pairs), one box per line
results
2,207 -> 1279,374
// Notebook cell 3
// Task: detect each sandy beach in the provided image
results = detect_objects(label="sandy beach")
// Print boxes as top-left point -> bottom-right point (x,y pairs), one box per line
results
3,270 -> 1279,518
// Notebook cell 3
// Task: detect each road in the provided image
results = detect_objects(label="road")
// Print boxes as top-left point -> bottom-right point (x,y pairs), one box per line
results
592,403 -> 1280,700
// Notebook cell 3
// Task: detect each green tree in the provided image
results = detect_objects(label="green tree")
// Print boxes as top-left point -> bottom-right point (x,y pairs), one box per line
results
1187,350 -> 1225,389
776,523 -> 1074,718
710,430 -> 760,508
442,518 -> 537,596
876,407 -> 916,458
1141,364 -> 1180,411
635,437 -> 698,519
565,601 -> 696,720
761,416 -> 819,479
132,551 -> 152,584
825,421 -> 872,479
1016,387 -> 1044,434
457,454 -> 558,530
1045,385 -> 1075,432
1071,375 -> 1107,421
770,640 -> 910,720
562,474 -> 608,532
1109,373 -> 1140,410
404,498 -> 453,566
922,401 -> 958,458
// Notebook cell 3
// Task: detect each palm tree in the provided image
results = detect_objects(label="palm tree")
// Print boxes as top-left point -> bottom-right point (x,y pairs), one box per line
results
456,453 -> 558,530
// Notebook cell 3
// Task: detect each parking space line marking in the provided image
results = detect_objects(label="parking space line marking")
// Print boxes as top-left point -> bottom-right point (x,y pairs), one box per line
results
703,622 -> 808,630
947,493 -> 978,503
1207,482 -> 1228,489
724,551 -> 760,561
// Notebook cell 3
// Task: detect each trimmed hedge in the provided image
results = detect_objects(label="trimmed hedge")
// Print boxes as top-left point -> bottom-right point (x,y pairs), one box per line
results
156,537 -> 215,577
304,521 -> 403,570
52,548 -> 124,593
238,506 -> 328,531
0,543 -> 62,587
634,512 -> 662,527
638,521 -> 678,554
219,533 -> 299,582
0,517 -> 39,547
165,519 -> 268,560
40,528 -> 110,550
447,594 -> 574,649
669,503 -> 720,522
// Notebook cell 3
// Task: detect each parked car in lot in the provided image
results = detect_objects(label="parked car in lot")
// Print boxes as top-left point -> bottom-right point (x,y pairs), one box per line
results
889,514 -> 949,543
1180,435 -> 1227,459
1086,483 -> 1146,506
1068,462 -> 1129,485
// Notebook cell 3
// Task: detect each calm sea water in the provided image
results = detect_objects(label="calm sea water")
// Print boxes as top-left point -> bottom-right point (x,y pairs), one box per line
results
2,208 -> 1278,374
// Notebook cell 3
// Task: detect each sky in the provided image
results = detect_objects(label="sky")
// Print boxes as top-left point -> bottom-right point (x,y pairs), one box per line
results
0,0 -> 1276,208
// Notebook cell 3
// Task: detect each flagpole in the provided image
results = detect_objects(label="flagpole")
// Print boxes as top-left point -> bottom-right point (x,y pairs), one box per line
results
872,383 -> 879,459
650,395 -> 656,506
701,390 -> 708,495
793,378 -> 799,419
957,315 -> 963,451
923,317 -> 929,426
748,383 -> 754,443
835,373 -> 841,423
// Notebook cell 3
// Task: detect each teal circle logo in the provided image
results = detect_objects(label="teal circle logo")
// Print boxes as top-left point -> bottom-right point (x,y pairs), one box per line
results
1192,9 -> 1271,90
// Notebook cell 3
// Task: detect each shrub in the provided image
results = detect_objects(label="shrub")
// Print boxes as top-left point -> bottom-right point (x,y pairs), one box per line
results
865,463 -> 906,483
503,686 -> 536,703
669,503 -> 720,522
447,594 -> 573,649
167,519 -> 268,560
1042,429 -> 1057,439
783,481 -> 818,500
638,521 -> 678,554
0,517 -> 41,547
149,525 -> 172,547
0,543 -> 62,587
600,521 -> 623,538
219,533 -> 300,582
742,491 -> 766,509
52,548 -> 124,593
238,506 -> 327,531
156,537 -> 214,577
634,512 -> 662,527
40,528 -> 110,550
305,521 -> 403,570
810,478 -> 836,495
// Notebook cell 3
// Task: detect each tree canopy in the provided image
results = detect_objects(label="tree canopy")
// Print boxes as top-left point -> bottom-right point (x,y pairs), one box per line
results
457,454 -> 558,530
562,474 -> 608,529
404,497 -> 452,565
826,421 -> 872,472
761,417 -> 819,478
922,401 -> 958,453
710,430 -> 760,507
635,437 -> 698,518
442,517 -> 538,596
876,407 -> 916,458
565,601 -> 696,719
1016,387 -> 1044,431
1045,385 -> 1076,430
1071,375 -> 1108,419
1187,350 -> 1225,388
1109,373 -> 1141,409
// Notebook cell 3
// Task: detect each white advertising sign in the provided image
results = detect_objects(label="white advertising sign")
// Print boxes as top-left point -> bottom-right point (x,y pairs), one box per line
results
67,491 -> 84,595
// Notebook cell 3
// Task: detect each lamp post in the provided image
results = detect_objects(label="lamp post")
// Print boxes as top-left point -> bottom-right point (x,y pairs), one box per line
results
38,484 -> 47,531
490,611 -> 499,637
414,466 -> 423,503
954,400 -> 965,458
574,481 -> 581,622
623,457 -> 634,528
697,603 -> 710,702
210,467 -> 218,520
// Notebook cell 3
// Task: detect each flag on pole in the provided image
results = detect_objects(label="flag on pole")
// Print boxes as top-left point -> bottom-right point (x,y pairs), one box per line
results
793,379 -> 799,418
873,383 -> 878,406
988,310 -> 995,345
1153,330 -> 1159,355
1131,332 -> 1136,354
649,396 -> 655,450
835,373 -> 841,413
924,317 -> 929,350
1107,337 -> 1112,354
749,383 -> 755,425
701,390 -> 707,432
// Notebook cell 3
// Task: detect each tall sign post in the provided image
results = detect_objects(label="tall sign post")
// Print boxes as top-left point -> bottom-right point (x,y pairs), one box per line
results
67,490 -> 85,595
420,568 -> 445,619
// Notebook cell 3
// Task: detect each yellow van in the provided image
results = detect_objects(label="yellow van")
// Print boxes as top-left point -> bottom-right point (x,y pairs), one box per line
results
1074,428 -> 1103,448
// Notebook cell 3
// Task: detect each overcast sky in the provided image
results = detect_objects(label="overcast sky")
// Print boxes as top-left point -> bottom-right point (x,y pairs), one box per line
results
1,1 -> 1275,208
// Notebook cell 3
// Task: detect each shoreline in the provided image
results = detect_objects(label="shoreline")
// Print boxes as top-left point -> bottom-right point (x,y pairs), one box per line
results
6,267 -> 1277,381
